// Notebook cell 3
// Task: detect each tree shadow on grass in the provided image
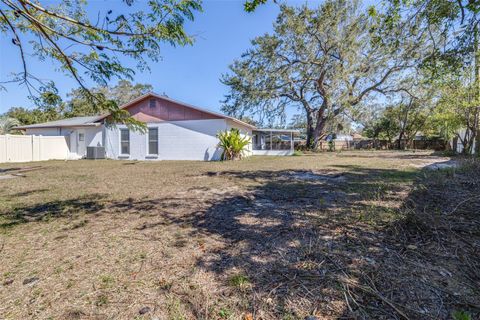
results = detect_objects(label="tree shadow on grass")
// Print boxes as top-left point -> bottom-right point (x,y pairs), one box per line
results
120,167 -> 429,318
0,194 -> 106,229
167,167 -> 477,319
4,166 -> 478,319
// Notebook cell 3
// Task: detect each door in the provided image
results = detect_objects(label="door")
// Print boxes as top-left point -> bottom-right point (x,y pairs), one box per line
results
77,129 -> 86,157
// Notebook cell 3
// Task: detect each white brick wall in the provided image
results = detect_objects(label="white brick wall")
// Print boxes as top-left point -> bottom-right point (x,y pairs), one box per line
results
105,119 -> 240,161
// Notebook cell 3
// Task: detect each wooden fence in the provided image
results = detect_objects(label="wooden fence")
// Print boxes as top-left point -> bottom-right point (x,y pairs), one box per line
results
311,138 -> 446,151
0,135 -> 70,163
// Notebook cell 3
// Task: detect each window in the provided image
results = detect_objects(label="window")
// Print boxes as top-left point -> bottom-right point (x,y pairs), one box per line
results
148,128 -> 158,155
78,133 -> 85,142
120,128 -> 130,155
149,98 -> 156,108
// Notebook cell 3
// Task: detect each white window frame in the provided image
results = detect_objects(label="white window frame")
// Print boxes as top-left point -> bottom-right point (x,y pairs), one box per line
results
119,128 -> 130,156
146,127 -> 159,157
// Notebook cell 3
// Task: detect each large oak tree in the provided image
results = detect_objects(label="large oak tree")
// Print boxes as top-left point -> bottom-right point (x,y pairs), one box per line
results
222,0 -> 428,149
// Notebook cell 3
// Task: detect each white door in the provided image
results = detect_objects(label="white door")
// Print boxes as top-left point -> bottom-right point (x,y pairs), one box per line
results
77,129 -> 86,157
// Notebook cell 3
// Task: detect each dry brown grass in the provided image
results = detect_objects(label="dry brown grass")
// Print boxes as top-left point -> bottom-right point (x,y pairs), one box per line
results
0,151 -> 478,320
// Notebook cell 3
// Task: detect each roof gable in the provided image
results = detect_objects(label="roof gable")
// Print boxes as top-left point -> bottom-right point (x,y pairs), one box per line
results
123,95 -> 223,122
16,93 -> 256,130
96,93 -> 256,129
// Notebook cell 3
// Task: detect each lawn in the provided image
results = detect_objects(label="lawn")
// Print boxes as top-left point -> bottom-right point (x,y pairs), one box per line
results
0,151 -> 478,320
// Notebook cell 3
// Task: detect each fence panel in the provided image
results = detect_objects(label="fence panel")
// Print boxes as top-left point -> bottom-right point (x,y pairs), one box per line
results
0,136 -> 6,163
0,135 -> 70,163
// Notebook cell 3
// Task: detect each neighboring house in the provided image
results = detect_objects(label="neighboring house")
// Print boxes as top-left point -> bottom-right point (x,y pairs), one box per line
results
325,133 -> 353,142
16,93 -> 297,161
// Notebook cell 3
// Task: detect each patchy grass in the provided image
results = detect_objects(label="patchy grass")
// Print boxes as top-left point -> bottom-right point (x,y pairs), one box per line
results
229,274 -> 251,289
0,151 -> 478,319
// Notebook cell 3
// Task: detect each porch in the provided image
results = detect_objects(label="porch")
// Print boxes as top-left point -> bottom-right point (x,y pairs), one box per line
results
251,129 -> 298,156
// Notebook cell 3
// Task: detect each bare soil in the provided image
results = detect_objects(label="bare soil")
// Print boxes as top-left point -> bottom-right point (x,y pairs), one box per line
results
0,151 -> 478,320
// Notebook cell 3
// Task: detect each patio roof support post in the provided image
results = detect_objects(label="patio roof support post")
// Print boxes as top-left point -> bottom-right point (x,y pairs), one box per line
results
270,131 -> 272,151
290,131 -> 294,152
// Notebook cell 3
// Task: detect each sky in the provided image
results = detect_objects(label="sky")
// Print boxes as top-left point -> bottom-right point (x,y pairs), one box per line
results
0,0 -> 319,119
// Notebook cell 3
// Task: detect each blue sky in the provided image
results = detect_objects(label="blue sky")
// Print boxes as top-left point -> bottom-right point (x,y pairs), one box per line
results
0,0 -> 317,119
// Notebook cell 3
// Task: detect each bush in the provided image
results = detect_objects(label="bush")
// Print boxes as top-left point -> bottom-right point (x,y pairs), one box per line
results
217,128 -> 251,160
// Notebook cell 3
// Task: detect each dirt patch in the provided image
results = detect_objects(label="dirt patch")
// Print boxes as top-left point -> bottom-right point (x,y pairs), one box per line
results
0,174 -> 18,180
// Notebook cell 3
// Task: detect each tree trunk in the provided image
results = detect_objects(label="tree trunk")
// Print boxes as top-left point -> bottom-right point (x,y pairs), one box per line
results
311,108 -> 327,150
304,108 -> 328,151
305,111 -> 315,149
397,131 -> 404,150
475,22 -> 480,155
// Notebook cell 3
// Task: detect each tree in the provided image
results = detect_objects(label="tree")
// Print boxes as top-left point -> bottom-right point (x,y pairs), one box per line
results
0,116 -> 20,134
221,1 -> 427,149
64,80 -> 153,117
394,98 -> 429,149
3,80 -> 153,125
363,94 -> 431,149
4,89 -> 65,125
381,0 -> 479,67
244,0 -> 268,12
0,0 -> 201,128
363,108 -> 400,146
237,116 -> 259,127
380,0 -> 480,154
430,67 -> 479,154
5,107 -> 40,125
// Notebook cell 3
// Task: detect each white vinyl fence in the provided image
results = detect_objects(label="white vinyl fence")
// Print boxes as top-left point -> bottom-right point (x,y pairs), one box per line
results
0,134 -> 70,163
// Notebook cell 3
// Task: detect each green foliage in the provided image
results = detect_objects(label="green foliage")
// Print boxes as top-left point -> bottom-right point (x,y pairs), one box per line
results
228,274 -> 250,287
218,307 -> 233,318
217,128 -> 251,161
244,0 -> 268,12
381,0 -> 479,69
363,89 -> 432,148
238,116 -> 259,127
3,80 -> 152,132
363,107 -> 400,143
95,294 -> 109,307
222,1 -> 426,149
64,80 -> 153,118
428,65 -> 479,154
452,310 -> 472,320
328,140 -> 335,152
0,116 -> 20,134
0,0 -> 201,126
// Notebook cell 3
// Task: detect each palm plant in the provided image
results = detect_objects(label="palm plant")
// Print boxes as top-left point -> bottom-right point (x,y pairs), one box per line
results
217,128 -> 251,160
0,116 -> 20,135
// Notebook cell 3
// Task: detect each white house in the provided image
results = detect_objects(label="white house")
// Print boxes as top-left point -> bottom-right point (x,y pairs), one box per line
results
16,93 -> 297,161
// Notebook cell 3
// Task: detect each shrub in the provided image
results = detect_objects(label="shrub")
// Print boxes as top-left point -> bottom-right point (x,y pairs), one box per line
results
217,128 -> 251,160
452,310 -> 471,320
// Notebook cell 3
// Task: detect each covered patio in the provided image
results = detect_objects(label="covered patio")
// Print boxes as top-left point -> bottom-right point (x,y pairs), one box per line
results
251,129 -> 298,156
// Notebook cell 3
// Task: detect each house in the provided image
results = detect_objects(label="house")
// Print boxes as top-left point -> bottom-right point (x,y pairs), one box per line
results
16,93 -> 297,161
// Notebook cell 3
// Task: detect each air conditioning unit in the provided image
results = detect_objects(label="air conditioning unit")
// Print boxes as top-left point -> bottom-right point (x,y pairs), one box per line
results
86,146 -> 105,159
